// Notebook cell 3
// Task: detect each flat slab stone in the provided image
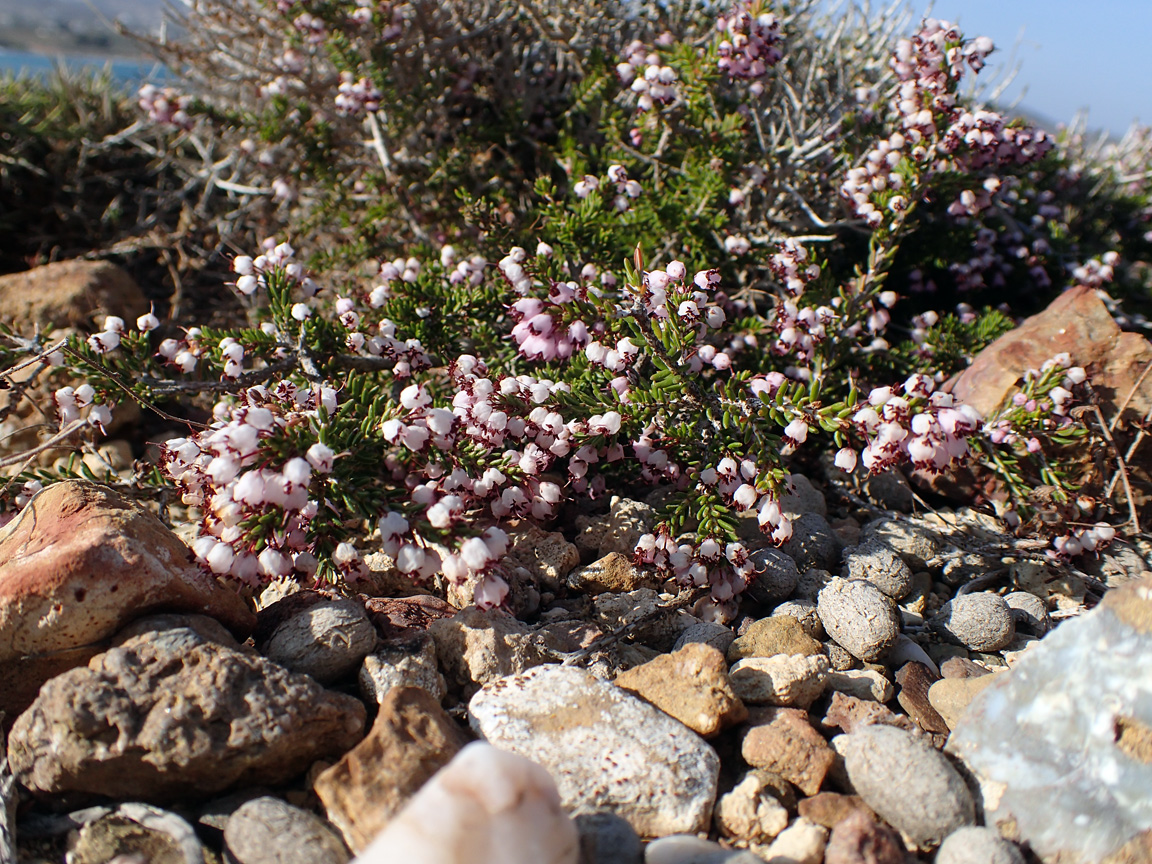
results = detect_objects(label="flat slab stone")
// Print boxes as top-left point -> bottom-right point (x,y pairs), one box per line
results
947,578 -> 1152,864
469,664 -> 720,837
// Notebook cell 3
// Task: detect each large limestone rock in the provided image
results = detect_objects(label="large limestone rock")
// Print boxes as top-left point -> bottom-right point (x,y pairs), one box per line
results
8,619 -> 365,802
947,577 -> 1152,863
0,481 -> 255,720
469,664 -> 720,837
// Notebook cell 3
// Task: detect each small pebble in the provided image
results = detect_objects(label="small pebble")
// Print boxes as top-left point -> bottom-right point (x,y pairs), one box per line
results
842,540 -> 913,600
930,592 -> 1015,652
742,708 -> 835,796
264,599 -> 377,685
938,656 -> 989,679
817,578 -> 901,662
744,547 -> 800,605
225,797 -> 349,864
825,669 -> 894,703
771,600 -> 825,640
574,811 -> 642,864
673,621 -> 736,655
761,818 -> 828,864
842,724 -> 975,848
644,835 -> 761,864
823,810 -> 905,864
1003,591 -> 1050,635
781,473 -> 828,518
714,770 -> 790,844
927,676 -> 997,729
782,513 -> 843,571
729,654 -> 829,708
726,616 -> 823,662
859,518 -> 941,570
935,826 -> 1026,864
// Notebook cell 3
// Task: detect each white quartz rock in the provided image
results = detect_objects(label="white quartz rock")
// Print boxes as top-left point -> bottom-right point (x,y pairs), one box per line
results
352,742 -> 579,864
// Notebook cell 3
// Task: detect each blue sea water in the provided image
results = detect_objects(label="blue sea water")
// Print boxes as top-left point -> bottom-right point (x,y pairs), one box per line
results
0,47 -> 168,85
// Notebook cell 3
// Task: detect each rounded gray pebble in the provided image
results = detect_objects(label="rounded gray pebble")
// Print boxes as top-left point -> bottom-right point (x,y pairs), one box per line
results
781,473 -> 827,518
264,599 -> 377,684
931,592 -> 1016,652
745,547 -> 801,605
842,539 -> 914,599
672,620 -> 736,655
843,725 -> 975,848
575,811 -> 642,864
224,796 -> 349,864
817,577 -> 901,662
645,834 -> 762,864
860,518 -> 941,571
1003,592 -> 1050,636
782,513 -> 843,571
935,826 -> 1026,864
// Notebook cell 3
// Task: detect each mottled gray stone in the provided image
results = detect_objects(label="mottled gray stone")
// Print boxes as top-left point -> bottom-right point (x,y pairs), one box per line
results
771,599 -> 825,640
817,578 -> 901,662
469,665 -> 719,837
842,540 -> 913,600
1003,591 -> 1050,636
672,621 -> 736,655
358,632 -> 446,704
930,593 -> 1015,652
265,598 -> 378,684
859,518 -> 941,571
224,796 -> 349,864
843,724 -> 975,848
782,513 -> 843,571
946,579 -> 1152,864
781,474 -> 828,518
745,547 -> 800,605
935,827 -> 1025,864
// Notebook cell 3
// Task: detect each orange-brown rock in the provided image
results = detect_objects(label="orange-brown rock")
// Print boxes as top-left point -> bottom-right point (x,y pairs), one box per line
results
0,259 -> 148,333
948,286 -> 1152,424
613,642 -> 747,737
0,481 -> 255,720
314,686 -> 469,853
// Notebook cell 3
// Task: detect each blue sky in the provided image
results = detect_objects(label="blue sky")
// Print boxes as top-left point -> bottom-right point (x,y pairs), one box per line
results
924,0 -> 1152,136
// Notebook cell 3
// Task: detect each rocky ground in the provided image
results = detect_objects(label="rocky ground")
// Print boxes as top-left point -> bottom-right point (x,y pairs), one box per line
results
1,262 -> 1151,864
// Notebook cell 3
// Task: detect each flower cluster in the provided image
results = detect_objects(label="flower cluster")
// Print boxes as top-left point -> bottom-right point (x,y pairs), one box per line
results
54,384 -> 113,432
1049,523 -> 1116,560
1071,252 -> 1119,289
231,239 -> 317,297
160,382 -> 337,584
616,40 -> 678,111
982,354 -> 1086,452
767,239 -> 820,295
715,4 -> 783,95
334,73 -> 382,115
636,528 -> 756,601
838,377 -> 982,474
509,282 -> 595,362
137,84 -> 193,130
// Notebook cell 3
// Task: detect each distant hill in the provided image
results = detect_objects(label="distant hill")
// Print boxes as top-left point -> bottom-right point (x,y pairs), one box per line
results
0,0 -> 174,56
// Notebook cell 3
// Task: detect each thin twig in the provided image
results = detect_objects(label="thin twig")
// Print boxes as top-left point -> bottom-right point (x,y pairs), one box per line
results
1088,403 -> 1140,533
1109,358 -> 1152,432
0,420 -> 89,469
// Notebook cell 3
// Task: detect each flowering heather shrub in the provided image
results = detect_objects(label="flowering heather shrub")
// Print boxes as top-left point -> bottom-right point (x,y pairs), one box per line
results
3,2 -> 1148,602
